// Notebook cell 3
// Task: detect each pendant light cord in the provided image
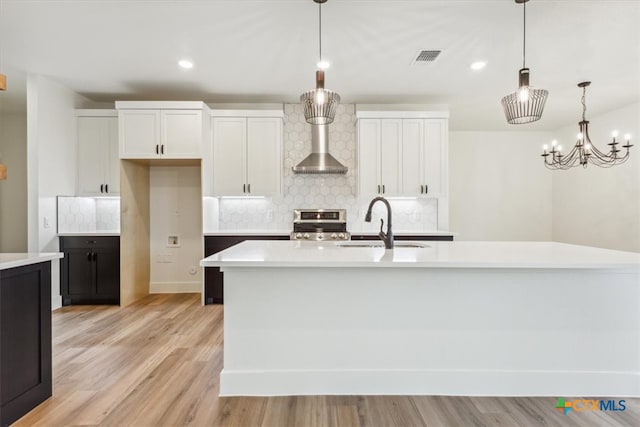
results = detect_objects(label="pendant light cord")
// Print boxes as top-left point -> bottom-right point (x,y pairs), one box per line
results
318,1 -> 322,64
581,86 -> 587,121
522,1 -> 526,69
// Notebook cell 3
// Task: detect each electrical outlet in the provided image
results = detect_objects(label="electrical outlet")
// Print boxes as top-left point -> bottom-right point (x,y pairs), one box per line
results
43,217 -> 50,229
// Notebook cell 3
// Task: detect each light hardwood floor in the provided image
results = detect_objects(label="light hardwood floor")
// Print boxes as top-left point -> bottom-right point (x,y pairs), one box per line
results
15,294 -> 640,426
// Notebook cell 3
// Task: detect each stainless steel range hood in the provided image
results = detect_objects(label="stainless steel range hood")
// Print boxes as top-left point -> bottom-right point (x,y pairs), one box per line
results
293,124 -> 348,174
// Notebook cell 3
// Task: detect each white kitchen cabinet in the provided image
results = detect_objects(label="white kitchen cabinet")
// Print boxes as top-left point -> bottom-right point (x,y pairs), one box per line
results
357,113 -> 448,198
211,116 -> 282,197
76,111 -> 119,196
116,101 -> 208,159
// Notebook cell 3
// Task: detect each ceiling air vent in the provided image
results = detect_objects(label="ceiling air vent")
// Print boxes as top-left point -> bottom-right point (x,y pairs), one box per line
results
413,50 -> 442,64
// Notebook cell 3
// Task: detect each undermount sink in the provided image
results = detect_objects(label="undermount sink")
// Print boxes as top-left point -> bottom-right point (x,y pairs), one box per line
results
336,242 -> 430,249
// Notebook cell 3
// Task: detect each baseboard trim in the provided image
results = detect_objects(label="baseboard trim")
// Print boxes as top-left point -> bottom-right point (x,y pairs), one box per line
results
219,369 -> 640,397
150,281 -> 201,294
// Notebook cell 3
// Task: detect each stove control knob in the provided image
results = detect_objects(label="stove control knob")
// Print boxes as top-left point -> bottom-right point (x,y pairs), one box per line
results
303,233 -> 310,240
338,233 -> 345,240
295,233 -> 303,239
317,233 -> 324,240
331,233 -> 338,240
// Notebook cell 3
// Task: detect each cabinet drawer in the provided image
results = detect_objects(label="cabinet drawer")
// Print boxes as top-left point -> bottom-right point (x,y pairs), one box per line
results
60,236 -> 120,249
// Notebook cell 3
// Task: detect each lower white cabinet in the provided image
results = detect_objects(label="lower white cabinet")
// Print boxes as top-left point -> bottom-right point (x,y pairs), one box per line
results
357,115 -> 448,198
212,117 -> 282,197
76,113 -> 119,196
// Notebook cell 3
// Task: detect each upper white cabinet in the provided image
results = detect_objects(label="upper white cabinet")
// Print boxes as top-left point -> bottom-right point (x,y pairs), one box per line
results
116,101 -> 209,159
210,112 -> 283,197
357,110 -> 448,198
76,110 -> 119,196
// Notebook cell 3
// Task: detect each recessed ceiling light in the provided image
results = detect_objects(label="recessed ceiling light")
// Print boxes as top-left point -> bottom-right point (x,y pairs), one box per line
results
317,60 -> 330,70
470,61 -> 487,71
178,59 -> 194,69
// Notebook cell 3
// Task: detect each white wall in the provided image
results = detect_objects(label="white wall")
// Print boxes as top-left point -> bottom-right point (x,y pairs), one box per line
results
27,74 -> 92,309
449,131 -> 553,241
552,102 -> 640,252
149,166 -> 203,293
0,113 -> 28,251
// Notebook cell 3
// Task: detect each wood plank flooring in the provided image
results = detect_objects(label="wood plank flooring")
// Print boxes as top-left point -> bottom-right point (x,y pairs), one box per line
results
14,294 -> 640,426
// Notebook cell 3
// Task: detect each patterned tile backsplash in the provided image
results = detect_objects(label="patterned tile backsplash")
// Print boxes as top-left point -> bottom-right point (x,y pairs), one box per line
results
209,103 -> 439,232
57,196 -> 120,233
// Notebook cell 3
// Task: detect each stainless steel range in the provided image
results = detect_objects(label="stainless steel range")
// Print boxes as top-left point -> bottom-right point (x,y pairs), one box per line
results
291,209 -> 350,241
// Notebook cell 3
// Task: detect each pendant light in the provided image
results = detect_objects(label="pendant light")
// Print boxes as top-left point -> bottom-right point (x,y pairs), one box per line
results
300,0 -> 340,125
501,0 -> 548,124
541,82 -> 633,170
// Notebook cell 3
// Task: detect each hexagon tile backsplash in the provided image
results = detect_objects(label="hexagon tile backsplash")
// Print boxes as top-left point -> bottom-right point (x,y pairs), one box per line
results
214,103 -> 439,232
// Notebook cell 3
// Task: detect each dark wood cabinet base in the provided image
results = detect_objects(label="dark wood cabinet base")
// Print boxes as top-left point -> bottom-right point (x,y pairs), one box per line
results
59,236 -> 120,306
0,262 -> 52,427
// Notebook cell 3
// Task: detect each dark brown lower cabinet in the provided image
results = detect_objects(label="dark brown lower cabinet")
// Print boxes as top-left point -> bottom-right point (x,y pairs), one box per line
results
204,235 -> 289,304
60,236 -> 120,305
0,262 -> 52,427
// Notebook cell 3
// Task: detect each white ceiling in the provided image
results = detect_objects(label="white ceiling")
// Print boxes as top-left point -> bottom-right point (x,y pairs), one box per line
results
1,0 -> 639,130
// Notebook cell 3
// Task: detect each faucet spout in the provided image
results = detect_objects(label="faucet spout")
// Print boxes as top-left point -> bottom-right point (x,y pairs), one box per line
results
364,196 -> 394,249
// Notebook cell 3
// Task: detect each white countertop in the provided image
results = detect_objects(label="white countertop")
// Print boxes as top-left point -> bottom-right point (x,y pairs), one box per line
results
203,229 -> 454,236
58,232 -> 120,236
200,240 -> 640,269
204,229 -> 291,236
0,253 -> 64,271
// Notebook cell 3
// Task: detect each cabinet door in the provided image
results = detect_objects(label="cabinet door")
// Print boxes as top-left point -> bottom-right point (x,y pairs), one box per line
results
106,117 -> 120,195
212,118 -> 247,196
94,248 -> 120,299
161,110 -> 202,158
119,110 -> 161,158
77,117 -> 108,195
358,119 -> 381,197
246,118 -> 281,196
379,119 -> 402,196
401,119 -> 424,196
65,250 -> 93,296
423,119 -> 447,197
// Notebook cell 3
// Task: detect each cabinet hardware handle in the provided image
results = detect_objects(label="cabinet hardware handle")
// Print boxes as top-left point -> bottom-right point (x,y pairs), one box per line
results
161,144 -> 164,155
382,185 -> 385,194
156,144 -> 159,155
86,240 -> 96,244
100,184 -> 104,193
86,252 -> 91,261
247,183 -> 250,193
424,184 -> 428,194
420,185 -> 423,194
243,184 -> 246,193
93,252 -> 97,261
105,184 -> 109,193
377,185 -> 380,194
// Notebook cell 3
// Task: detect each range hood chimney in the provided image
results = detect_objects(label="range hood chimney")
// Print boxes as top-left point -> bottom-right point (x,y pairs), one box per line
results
292,124 -> 348,174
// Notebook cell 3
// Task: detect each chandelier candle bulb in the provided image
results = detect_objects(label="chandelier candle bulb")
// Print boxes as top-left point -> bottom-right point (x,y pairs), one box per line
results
612,130 -> 619,138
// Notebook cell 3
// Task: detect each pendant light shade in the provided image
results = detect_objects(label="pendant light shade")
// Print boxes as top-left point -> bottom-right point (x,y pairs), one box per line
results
300,70 -> 340,125
301,0 -> 340,125
501,0 -> 548,124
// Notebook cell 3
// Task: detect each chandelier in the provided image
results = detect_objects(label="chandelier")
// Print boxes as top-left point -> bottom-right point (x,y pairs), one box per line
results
542,82 -> 633,170
501,0 -> 548,124
300,0 -> 340,125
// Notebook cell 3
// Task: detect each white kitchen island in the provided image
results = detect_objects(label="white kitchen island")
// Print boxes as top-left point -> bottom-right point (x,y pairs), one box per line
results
200,241 -> 640,397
